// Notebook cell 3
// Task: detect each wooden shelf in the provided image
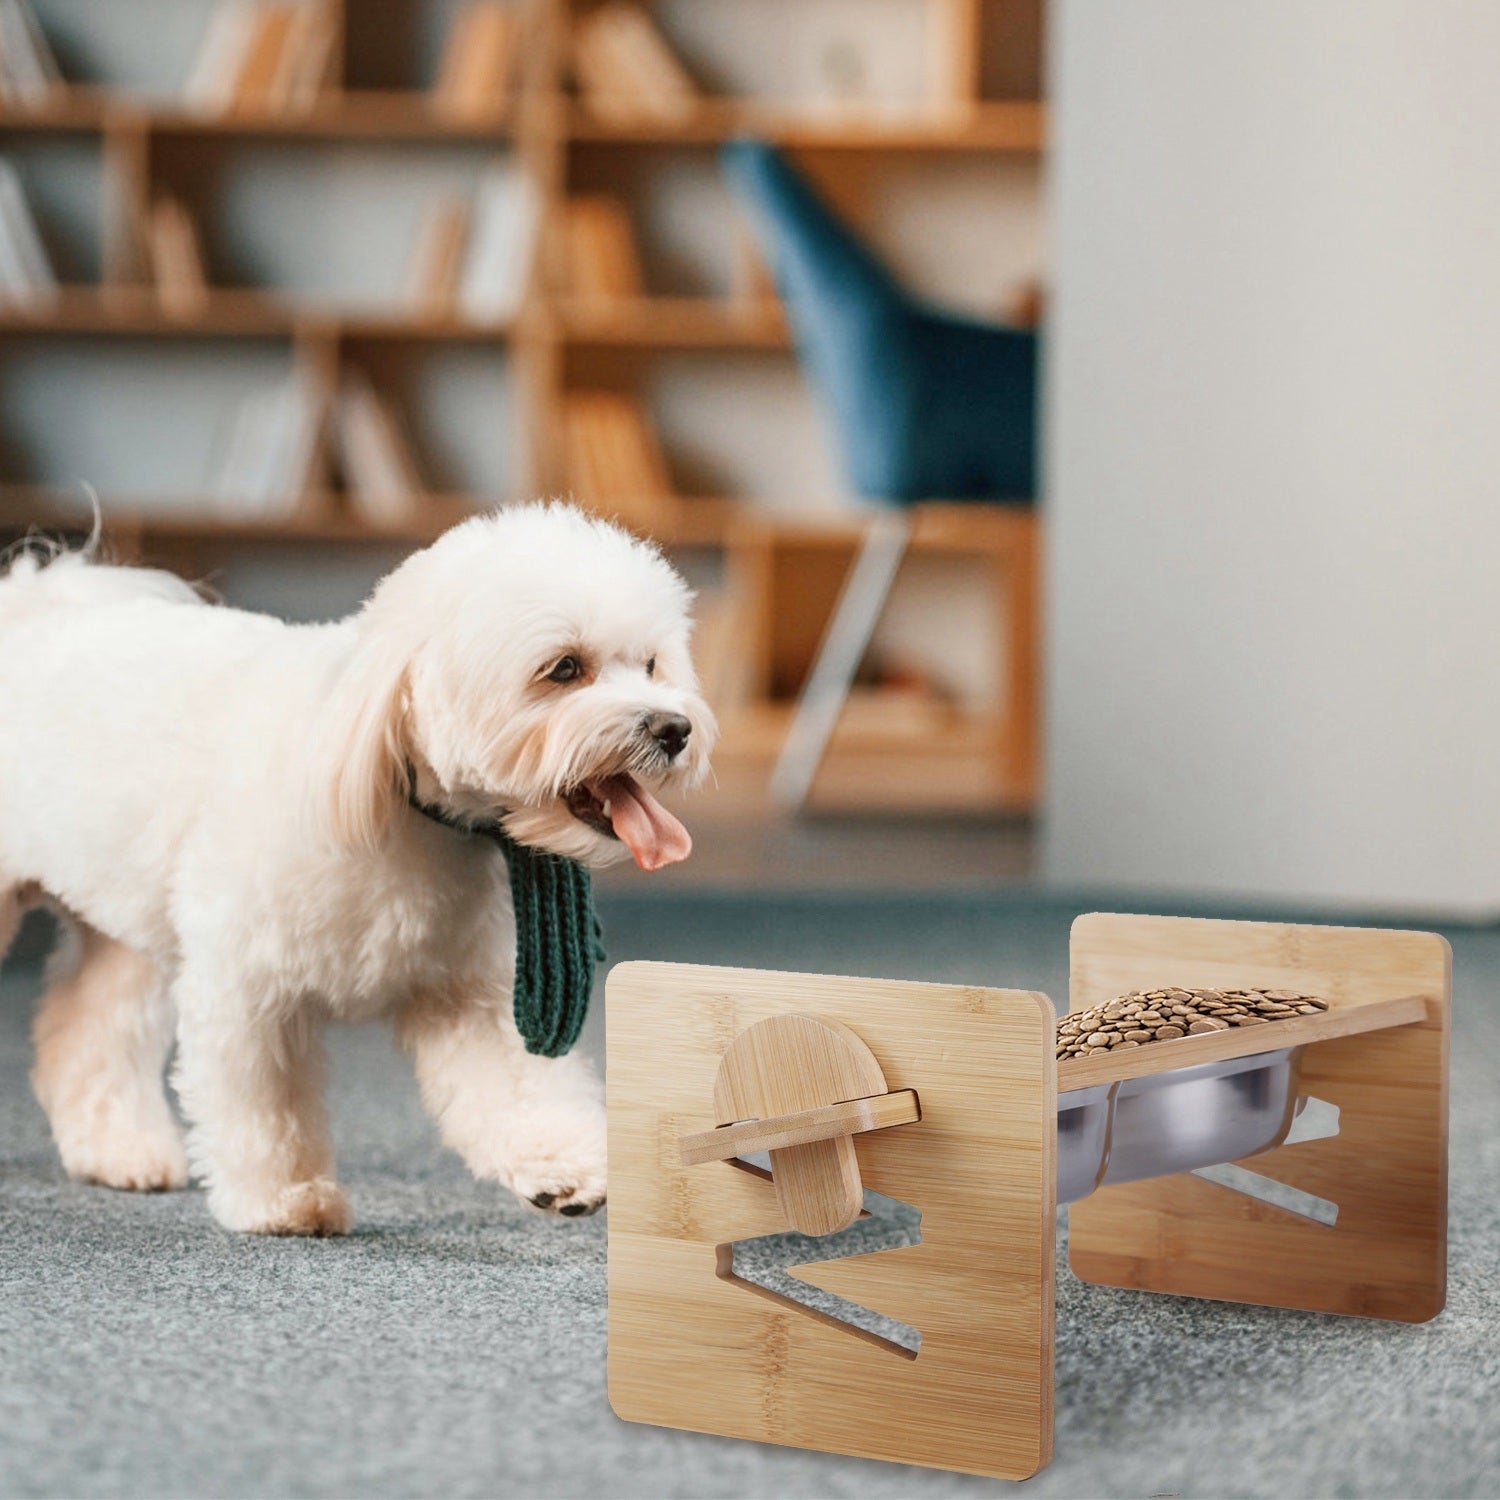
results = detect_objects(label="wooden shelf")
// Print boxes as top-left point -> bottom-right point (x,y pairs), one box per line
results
566,98 -> 1044,152
0,90 -> 1041,150
336,309 -> 515,341
139,498 -> 748,551
0,287 -> 514,341
732,501 -> 1036,554
0,488 -> 744,549
148,91 -> 514,142
557,296 -> 788,349
647,497 -> 743,546
0,89 -> 513,141
0,85 -> 115,132
0,490 -> 481,546
0,286 -> 295,337
115,507 -> 477,545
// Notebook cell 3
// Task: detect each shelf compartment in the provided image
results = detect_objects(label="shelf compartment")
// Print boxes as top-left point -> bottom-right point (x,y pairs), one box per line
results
712,697 -> 1030,813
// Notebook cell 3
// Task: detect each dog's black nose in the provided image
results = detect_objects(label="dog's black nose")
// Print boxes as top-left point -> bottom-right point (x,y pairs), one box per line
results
645,712 -> 692,760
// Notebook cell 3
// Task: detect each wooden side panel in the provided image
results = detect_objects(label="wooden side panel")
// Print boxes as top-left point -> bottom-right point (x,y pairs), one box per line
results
1068,913 -> 1450,1322
607,962 -> 1057,1481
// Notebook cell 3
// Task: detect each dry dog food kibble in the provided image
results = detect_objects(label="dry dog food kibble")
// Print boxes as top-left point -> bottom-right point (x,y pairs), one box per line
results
1056,987 -> 1329,1060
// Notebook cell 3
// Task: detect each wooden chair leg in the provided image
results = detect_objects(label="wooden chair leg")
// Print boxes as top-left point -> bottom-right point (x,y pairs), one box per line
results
769,513 -> 911,809
996,509 -> 1040,802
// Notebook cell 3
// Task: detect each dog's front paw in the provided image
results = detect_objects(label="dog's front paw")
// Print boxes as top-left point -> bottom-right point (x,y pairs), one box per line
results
216,1177 -> 353,1237
504,1120 -> 607,1219
520,1178 -> 607,1218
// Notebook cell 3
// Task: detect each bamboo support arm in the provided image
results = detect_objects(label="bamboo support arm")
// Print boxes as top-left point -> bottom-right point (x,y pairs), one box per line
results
678,1089 -> 921,1166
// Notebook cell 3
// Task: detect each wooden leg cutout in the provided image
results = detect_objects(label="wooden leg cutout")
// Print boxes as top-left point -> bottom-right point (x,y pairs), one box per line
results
1068,914 -> 1449,1323
1190,1162 -> 1340,1226
717,1186 -> 925,1358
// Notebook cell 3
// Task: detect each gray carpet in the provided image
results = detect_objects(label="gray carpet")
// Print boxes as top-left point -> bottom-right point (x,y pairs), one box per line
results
2,892 -> 1496,1500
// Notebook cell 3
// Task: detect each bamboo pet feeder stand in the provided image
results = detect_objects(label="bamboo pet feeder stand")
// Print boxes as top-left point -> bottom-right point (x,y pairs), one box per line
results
606,914 -> 1450,1481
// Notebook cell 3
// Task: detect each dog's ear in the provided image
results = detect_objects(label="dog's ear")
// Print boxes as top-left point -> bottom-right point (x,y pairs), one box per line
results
319,642 -> 410,851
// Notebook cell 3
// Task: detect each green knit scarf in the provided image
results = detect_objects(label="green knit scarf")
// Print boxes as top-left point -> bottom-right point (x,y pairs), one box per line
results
407,778 -> 604,1057
490,823 -> 606,1058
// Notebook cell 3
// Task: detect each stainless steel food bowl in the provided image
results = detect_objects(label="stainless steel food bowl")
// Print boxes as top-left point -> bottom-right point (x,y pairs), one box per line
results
1056,1082 -> 1113,1203
1057,1047 -> 1302,1204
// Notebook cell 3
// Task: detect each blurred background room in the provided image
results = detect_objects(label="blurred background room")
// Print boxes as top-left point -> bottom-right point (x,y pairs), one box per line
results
2,3 -> 1498,1498
0,0 -> 1048,891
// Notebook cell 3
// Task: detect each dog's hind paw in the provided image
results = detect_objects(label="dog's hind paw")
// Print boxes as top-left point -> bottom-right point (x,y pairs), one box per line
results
222,1177 -> 353,1236
61,1128 -> 190,1193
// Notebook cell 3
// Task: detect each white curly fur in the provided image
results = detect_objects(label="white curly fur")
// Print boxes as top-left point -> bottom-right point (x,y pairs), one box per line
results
0,505 -> 714,1234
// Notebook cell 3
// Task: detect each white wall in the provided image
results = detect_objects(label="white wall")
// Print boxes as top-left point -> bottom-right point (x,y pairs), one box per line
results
1044,0 -> 1500,916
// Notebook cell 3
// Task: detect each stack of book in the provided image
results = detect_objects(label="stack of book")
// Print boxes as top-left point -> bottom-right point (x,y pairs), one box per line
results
432,1 -> 520,122
563,389 -> 679,534
183,0 -> 335,115
0,158 -> 57,307
331,371 -> 428,526
403,162 -> 539,323
0,1 -> 61,107
571,3 -> 699,126
560,196 -> 643,303
210,373 -> 325,518
404,196 -> 470,318
209,370 -> 431,525
143,196 -> 210,319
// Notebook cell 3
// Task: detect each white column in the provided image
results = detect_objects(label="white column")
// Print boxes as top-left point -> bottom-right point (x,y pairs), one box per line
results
1044,0 -> 1500,915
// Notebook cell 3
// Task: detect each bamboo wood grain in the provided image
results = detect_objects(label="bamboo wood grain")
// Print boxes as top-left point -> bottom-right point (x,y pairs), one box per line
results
1067,914 -> 1449,1323
678,1089 -> 921,1165
607,961 -> 1056,1481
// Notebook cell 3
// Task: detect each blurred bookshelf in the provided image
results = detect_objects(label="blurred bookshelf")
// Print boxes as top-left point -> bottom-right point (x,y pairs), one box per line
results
0,0 -> 1043,815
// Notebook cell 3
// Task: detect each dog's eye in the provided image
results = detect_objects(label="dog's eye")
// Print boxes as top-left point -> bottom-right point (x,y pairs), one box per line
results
645,656 -> 656,678
547,654 -> 583,684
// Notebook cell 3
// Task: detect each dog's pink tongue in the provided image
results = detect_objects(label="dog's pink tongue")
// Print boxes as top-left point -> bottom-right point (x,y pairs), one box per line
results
600,775 -> 692,872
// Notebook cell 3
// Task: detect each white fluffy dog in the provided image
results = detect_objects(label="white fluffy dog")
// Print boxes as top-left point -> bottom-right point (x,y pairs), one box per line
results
0,504 -> 713,1234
